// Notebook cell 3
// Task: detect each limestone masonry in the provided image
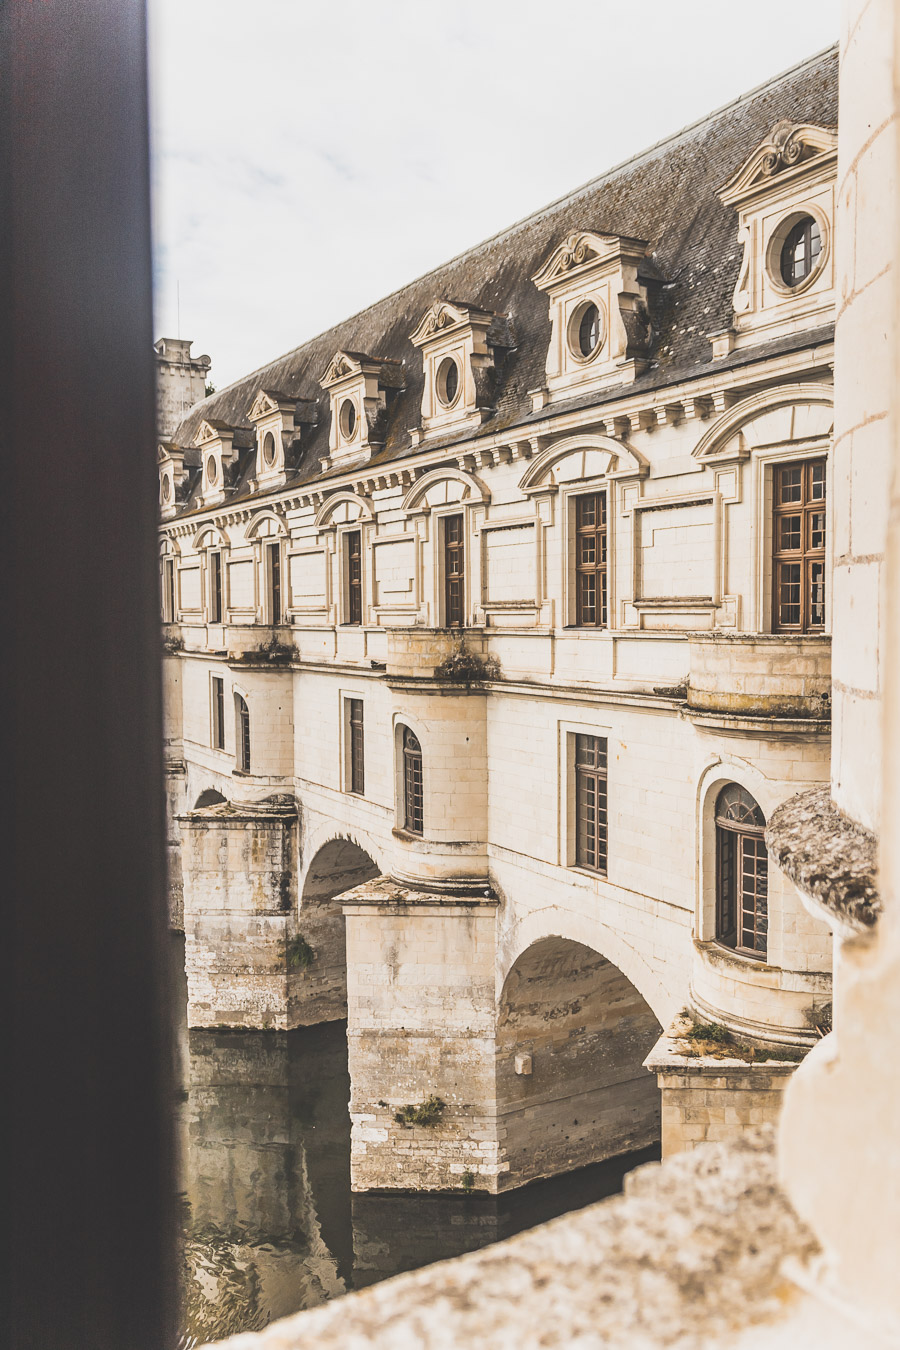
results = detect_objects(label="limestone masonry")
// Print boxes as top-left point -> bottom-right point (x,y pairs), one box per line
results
159,48 -> 841,1193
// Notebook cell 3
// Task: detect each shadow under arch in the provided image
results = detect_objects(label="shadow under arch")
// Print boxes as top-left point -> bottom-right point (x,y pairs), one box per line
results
295,836 -> 380,1025
496,935 -> 662,1188
194,788 -> 226,809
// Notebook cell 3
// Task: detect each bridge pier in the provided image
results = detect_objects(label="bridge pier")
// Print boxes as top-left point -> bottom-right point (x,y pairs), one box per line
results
342,878 -> 663,1193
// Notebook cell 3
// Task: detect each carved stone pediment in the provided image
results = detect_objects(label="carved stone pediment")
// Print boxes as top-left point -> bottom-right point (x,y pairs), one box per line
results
319,351 -> 404,467
193,417 -> 234,448
531,231 -> 629,288
719,122 -> 838,206
410,300 -> 493,348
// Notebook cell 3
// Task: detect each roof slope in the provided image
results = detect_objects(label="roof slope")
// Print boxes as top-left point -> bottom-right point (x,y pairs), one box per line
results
173,45 -> 838,497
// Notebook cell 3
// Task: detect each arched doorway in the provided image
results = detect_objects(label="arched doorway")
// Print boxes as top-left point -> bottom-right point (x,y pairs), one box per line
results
294,838 -> 379,1025
194,788 -> 226,809
496,937 -> 662,1187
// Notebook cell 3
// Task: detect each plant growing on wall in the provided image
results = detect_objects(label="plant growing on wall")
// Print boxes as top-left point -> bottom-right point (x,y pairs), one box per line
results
394,1095 -> 446,1126
287,934 -> 316,971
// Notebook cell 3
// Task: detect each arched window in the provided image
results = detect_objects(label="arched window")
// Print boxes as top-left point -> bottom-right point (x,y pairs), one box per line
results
235,694 -> 250,773
401,727 -> 423,835
715,785 -> 768,959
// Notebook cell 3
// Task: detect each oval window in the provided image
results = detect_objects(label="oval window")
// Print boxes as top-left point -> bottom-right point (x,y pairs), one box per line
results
262,431 -> 276,465
578,302 -> 602,356
339,399 -> 357,440
436,356 -> 460,408
780,216 -> 822,287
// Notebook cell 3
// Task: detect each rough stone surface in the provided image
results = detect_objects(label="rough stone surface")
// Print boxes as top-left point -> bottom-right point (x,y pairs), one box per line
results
765,786 -> 880,931
208,1129 -> 820,1350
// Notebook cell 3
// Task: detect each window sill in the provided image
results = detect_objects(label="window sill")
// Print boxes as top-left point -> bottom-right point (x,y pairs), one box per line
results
392,827 -> 424,842
569,864 -> 609,880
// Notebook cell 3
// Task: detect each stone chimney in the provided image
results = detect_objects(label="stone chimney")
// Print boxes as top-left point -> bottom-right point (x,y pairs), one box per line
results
154,337 -> 211,439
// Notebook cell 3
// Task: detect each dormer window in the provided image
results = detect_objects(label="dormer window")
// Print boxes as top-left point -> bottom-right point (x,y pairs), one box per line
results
157,441 -> 185,521
530,231 -> 655,406
409,300 -> 508,439
193,419 -> 236,509
320,351 -> 403,470
717,121 -> 837,355
247,389 -> 309,493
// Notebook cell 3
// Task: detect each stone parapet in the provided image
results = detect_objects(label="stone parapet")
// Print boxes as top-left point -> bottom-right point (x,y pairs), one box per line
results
384,626 -> 488,680
687,633 -> 831,717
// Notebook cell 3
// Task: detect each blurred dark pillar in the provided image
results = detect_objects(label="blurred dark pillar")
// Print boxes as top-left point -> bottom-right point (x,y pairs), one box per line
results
0,2 -> 175,1347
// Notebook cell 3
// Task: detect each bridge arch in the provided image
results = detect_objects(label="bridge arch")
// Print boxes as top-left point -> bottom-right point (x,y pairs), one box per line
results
498,905 -> 676,1027
496,934 -> 662,1188
294,831 -> 381,1024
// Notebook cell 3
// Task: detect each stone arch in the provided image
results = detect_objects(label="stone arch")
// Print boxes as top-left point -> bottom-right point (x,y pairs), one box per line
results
245,509 -> 287,540
314,490 -> 373,529
518,433 -> 647,493
295,833 -> 381,1024
194,788 -> 226,809
691,382 -> 834,461
496,935 -> 662,1188
159,534 -> 180,556
401,467 -> 490,513
191,523 -> 228,550
498,906 -> 673,1027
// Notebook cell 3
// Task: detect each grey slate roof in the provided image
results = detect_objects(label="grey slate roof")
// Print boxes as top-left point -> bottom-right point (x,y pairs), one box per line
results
172,44 -> 838,511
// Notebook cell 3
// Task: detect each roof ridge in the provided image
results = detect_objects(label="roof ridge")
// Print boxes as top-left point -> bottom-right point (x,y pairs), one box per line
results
191,41 -> 839,407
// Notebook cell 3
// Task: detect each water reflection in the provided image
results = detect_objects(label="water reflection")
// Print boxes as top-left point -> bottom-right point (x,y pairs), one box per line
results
173,936 -> 658,1343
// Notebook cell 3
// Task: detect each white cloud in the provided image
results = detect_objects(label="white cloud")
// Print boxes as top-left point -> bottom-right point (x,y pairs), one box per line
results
149,0 -> 841,389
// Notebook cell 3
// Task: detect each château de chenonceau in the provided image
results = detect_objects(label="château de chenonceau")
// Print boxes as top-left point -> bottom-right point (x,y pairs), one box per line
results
157,11 -> 900,1341
160,42 -> 843,1192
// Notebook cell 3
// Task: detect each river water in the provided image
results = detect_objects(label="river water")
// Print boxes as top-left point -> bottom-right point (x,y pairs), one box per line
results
173,936 -> 658,1344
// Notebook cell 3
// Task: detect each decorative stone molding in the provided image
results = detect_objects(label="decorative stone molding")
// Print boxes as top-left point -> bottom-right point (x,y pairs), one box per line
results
718,122 -> 837,353
765,786 -> 880,935
401,466 -> 490,514
530,231 -> 658,405
409,300 -> 508,439
691,383 -> 834,462
319,350 -> 404,470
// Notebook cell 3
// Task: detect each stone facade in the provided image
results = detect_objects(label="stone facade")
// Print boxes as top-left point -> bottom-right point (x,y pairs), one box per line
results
159,50 -> 842,1192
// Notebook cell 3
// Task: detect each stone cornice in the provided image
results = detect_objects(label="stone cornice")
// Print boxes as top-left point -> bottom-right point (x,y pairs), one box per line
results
158,340 -> 834,541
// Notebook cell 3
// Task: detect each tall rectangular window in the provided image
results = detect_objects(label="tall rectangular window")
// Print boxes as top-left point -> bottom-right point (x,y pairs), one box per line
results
575,493 -> 607,627
346,530 -> 362,625
162,557 -> 176,623
208,550 -> 223,623
211,675 -> 225,750
236,695 -> 251,773
444,513 -> 464,628
266,542 -> 282,625
575,733 -> 608,873
773,458 -> 826,632
348,698 -> 365,795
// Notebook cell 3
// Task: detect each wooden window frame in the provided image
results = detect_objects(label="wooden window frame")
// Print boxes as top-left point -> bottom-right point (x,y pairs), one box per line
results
443,511 -> 465,628
346,528 -> 362,625
235,694 -> 251,773
207,548 -> 223,624
574,491 -> 608,628
715,786 -> 768,960
772,457 -> 827,633
348,698 -> 365,795
402,726 -> 424,835
265,539 -> 282,625
161,555 -> 176,623
211,675 -> 226,750
574,733 -> 608,873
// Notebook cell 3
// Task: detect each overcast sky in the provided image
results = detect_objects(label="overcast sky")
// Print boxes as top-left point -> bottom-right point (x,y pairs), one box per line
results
148,0 -> 841,391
